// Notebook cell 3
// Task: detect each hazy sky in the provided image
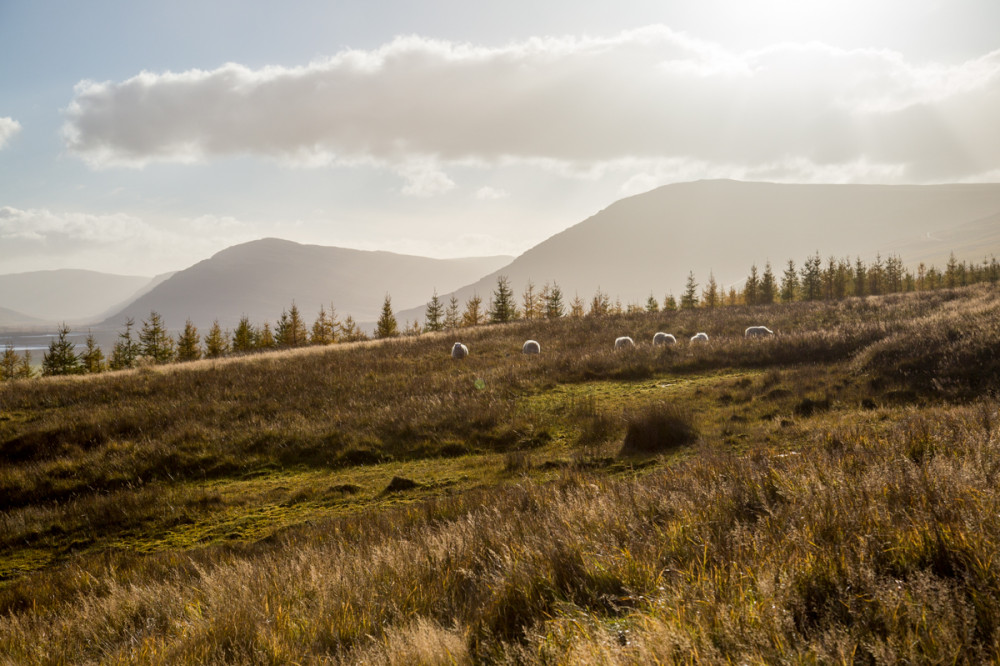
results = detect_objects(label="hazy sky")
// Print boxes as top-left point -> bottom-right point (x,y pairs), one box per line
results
2,0 -> 999,276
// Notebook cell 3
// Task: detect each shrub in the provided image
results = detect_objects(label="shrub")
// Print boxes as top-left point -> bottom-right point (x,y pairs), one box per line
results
620,402 -> 698,455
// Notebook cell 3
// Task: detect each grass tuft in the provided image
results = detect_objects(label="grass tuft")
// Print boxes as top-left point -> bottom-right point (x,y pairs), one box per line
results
620,402 -> 698,456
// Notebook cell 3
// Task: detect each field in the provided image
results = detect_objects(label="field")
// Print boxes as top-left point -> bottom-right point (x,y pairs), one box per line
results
2,284 -> 1000,663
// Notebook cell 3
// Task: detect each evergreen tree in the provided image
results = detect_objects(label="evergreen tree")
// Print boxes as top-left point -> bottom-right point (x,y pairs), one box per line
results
42,323 -> 82,376
545,282 -> 565,319
744,265 -> 760,306
80,331 -> 105,374
663,293 -> 677,311
204,320 -> 229,358
569,293 -> 585,318
589,288 -> 611,317
232,316 -> 257,353
1,343 -> 19,381
139,311 -> 175,364
703,273 -> 719,309
945,252 -> 960,289
800,253 -> 823,301
256,322 -> 276,349
488,275 -> 518,323
645,293 -> 659,313
340,315 -> 367,342
521,280 -> 540,320
16,351 -> 33,379
462,293 -> 485,327
176,320 -> 201,362
759,262 -> 776,305
680,272 -> 699,309
375,294 -> 399,338
404,319 -> 421,336
868,254 -> 884,296
853,257 -> 867,297
424,290 -> 445,332
444,295 -> 461,329
310,305 -> 336,345
780,260 -> 798,303
109,318 -> 140,370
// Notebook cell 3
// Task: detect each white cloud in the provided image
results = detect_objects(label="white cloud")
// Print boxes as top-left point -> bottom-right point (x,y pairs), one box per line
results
62,27 -> 1000,183
474,186 -> 509,200
0,117 -> 21,150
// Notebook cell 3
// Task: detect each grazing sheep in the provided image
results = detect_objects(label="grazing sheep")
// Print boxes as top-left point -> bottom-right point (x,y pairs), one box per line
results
615,336 -> 635,350
690,332 -> 709,343
522,339 -> 541,354
745,325 -> 774,338
653,332 -> 677,346
451,342 -> 469,359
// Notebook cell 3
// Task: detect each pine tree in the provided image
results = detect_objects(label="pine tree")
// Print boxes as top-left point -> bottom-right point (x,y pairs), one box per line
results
42,323 -> 82,376
109,318 -> 140,370
340,315 -> 367,342
703,273 -> 719,309
521,280 -> 540,320
232,315 -> 257,353
424,290 -> 445,332
744,265 -> 760,306
853,257 -> 867,297
310,305 -> 336,345
759,262 -> 776,305
1,343 -> 19,381
868,254 -> 884,296
375,294 -> 399,338
176,320 -> 201,362
256,322 -> 276,349
681,272 -> 699,309
488,275 -> 517,323
645,293 -> 659,313
80,331 -> 105,374
139,311 -> 175,364
462,293 -> 484,327
204,320 -> 229,358
545,282 -> 565,319
780,260 -> 798,303
800,253 -> 823,301
589,288 -> 610,317
16,351 -> 33,379
444,295 -> 461,330
569,293 -> 585,318
663,293 -> 677,311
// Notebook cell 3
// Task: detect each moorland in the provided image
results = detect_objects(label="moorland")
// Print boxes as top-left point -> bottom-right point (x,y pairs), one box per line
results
2,282 -> 1000,663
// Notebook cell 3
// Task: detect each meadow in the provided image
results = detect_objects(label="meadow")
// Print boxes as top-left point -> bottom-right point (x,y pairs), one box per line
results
2,283 -> 1000,663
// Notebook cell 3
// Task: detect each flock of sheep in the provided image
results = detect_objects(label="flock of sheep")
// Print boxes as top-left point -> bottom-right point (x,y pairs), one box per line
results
451,325 -> 773,358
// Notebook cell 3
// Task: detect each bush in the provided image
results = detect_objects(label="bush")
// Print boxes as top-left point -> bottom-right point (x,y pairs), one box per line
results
620,402 -> 698,455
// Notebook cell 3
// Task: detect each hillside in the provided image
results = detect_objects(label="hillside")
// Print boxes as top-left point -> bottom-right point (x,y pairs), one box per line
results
0,269 -> 153,324
398,180 -> 1000,322
3,284 -> 1000,661
101,238 -> 513,330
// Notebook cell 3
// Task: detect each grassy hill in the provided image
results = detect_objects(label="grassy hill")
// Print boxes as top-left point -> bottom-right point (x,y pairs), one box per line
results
2,284 -> 1000,662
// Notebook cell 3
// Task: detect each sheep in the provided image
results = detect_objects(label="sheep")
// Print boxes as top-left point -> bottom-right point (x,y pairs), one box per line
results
690,332 -> 709,343
522,339 -> 541,354
745,325 -> 774,338
652,332 -> 677,346
614,336 -> 635,349
451,342 -> 469,359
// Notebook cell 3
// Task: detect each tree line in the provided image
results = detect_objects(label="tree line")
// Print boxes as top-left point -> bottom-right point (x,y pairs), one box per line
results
1,251 -> 996,381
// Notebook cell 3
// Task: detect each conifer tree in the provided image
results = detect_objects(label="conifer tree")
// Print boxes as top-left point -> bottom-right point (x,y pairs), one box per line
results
176,319 -> 201,362
759,262 -> 776,305
424,290 -> 445,332
545,282 -> 565,319
139,311 -> 175,364
800,253 -> 823,301
681,272 -> 699,309
589,288 -> 610,317
16,351 -> 33,379
204,320 -> 229,358
404,319 -> 421,336
663,293 -> 677,311
853,257 -> 867,297
521,280 -> 540,320
780,260 -> 798,303
375,294 -> 399,338
868,254 -> 884,296
444,295 -> 461,330
80,331 -> 105,374
340,315 -> 367,342
256,322 -> 276,349
462,293 -> 484,327
233,316 -> 257,353
744,265 -> 760,306
569,293 -> 585,318
310,305 -> 336,345
703,273 -> 719,309
42,323 -> 82,376
488,275 -> 517,323
1,343 -> 19,381
109,318 -> 140,370
645,293 -> 659,313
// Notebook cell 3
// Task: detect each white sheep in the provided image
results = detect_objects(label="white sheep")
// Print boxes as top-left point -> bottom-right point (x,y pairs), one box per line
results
522,340 -> 540,354
690,332 -> 709,343
652,332 -> 677,346
745,325 -> 774,338
614,336 -> 635,350
451,342 -> 469,359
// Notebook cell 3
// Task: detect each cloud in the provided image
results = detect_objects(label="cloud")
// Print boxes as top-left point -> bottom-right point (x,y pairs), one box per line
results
62,27 -> 1000,182
0,117 -> 21,150
474,186 -> 509,200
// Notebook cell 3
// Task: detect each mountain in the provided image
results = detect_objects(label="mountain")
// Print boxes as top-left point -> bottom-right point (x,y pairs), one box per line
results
0,269 -> 154,324
396,179 -> 1000,323
102,238 -> 513,330
0,305 -> 45,329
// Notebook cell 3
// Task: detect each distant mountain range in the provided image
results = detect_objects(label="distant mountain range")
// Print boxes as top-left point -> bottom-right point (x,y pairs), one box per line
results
100,239 -> 514,330
396,180 -> 1000,324
0,269 -> 155,326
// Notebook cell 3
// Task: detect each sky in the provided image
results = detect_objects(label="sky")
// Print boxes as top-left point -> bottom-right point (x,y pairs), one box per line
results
2,0 -> 999,277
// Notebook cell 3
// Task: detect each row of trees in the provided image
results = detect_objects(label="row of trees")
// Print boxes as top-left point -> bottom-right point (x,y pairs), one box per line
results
3,252 -> 996,380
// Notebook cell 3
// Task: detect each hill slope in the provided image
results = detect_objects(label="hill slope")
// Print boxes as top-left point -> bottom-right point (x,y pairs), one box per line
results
0,270 -> 153,324
398,180 -> 1000,322
102,238 -> 513,329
